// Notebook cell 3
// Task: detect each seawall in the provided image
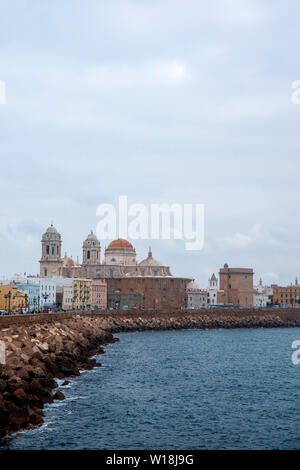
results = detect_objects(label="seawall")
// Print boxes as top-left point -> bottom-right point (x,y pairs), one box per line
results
1,308 -> 300,439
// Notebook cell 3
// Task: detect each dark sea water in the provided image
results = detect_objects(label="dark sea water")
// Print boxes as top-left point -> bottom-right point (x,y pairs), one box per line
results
2,328 -> 300,450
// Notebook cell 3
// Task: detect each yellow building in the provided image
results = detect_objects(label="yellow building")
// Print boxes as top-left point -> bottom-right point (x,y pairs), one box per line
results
73,278 -> 92,310
273,281 -> 300,306
0,286 -> 27,313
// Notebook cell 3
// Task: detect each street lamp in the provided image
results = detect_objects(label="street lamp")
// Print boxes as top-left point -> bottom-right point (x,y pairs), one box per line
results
42,292 -> 49,312
33,296 -> 40,313
4,291 -> 12,314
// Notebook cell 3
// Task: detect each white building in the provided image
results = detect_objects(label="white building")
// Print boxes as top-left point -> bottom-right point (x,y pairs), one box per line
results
1,273 -> 40,285
40,278 -> 57,307
39,276 -> 73,308
207,273 -> 219,306
62,284 -> 74,310
186,280 -> 208,309
253,279 -> 273,308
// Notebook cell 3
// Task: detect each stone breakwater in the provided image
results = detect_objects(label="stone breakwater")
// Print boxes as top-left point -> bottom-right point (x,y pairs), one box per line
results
0,316 -> 116,439
1,309 -> 300,439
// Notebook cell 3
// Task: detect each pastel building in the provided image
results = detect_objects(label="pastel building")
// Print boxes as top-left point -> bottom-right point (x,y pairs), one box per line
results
12,282 -> 40,310
62,284 -> 74,310
91,280 -> 107,309
0,286 -> 27,313
273,279 -> 300,307
73,278 -> 92,310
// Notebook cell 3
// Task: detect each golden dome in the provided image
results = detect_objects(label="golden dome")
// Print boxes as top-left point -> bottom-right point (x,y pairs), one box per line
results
106,238 -> 134,251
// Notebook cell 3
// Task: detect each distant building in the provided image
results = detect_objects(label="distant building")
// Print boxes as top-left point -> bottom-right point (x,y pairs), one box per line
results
39,225 -> 173,280
40,278 -> 57,308
107,291 -> 143,310
2,273 -> 40,285
207,273 -> 219,306
73,278 -> 92,310
273,279 -> 300,307
38,225 -> 191,311
39,225 -> 63,278
91,279 -> 107,309
0,286 -> 27,313
62,284 -> 74,311
186,280 -> 208,309
55,278 -> 73,309
107,276 -> 191,311
253,278 -> 272,308
12,282 -> 40,310
218,264 -> 254,307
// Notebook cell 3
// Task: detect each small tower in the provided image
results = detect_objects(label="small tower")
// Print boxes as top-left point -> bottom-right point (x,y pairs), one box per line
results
82,230 -> 101,266
40,224 -> 63,278
209,273 -> 218,289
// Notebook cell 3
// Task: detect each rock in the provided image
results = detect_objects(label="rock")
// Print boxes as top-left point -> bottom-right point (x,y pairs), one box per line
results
62,380 -> 70,386
53,391 -> 65,401
7,376 -> 23,392
29,412 -> 44,426
28,394 -> 44,410
20,353 -> 30,363
39,377 -> 58,390
0,379 -> 6,392
4,401 -> 29,428
11,388 -> 27,406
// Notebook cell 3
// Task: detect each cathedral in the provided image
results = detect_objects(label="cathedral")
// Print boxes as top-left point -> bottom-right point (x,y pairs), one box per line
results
39,224 -> 173,279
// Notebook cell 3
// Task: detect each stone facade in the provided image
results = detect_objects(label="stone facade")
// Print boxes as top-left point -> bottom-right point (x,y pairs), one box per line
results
40,226 -> 173,280
107,276 -> 191,311
107,291 -> 144,309
40,225 -> 63,278
186,281 -> 208,309
218,264 -> 254,307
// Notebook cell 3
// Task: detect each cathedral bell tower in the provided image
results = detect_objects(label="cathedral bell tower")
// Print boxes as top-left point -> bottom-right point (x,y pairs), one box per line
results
40,224 -> 63,278
82,231 -> 101,266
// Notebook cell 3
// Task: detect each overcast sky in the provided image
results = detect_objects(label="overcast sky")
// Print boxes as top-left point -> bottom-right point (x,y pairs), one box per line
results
1,0 -> 299,286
